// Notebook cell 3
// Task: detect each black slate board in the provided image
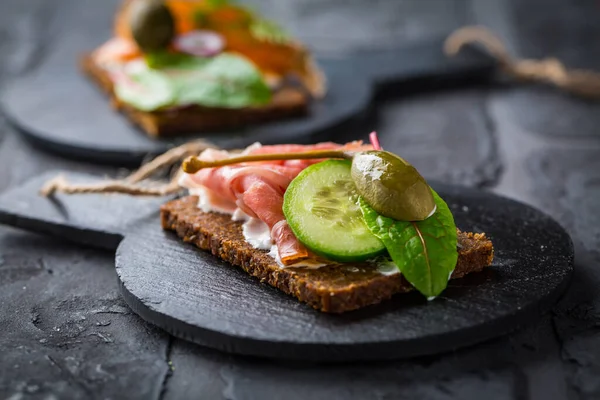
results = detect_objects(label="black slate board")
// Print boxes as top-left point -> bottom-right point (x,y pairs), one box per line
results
0,172 -> 574,361
0,0 -> 495,165
0,172 -> 169,250
1,59 -> 372,165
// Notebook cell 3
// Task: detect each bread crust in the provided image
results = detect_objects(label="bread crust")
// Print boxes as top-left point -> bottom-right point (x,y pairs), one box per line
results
80,54 -> 310,137
160,196 -> 495,313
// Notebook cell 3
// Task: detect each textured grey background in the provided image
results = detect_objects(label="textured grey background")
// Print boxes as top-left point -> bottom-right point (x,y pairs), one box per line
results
0,0 -> 599,399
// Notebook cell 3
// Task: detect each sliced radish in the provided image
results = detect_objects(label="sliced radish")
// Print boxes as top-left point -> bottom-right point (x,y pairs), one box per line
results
173,30 -> 225,57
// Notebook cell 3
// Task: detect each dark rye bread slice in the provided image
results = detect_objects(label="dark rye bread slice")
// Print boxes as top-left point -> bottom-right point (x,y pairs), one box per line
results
80,54 -> 310,137
161,196 -> 495,313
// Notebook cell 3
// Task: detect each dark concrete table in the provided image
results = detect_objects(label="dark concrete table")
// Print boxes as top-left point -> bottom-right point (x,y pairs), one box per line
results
1,0 -> 599,399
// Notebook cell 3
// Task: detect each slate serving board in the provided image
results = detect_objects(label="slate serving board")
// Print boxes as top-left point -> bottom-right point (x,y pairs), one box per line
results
0,0 -> 495,165
0,172 -> 574,361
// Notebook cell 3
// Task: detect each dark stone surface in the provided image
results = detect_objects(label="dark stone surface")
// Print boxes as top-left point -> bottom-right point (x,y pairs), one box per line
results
0,227 -> 170,400
554,249 -> 600,400
527,150 -> 600,253
248,0 -> 472,55
527,150 -> 600,399
163,314 -> 565,400
0,0 -> 599,398
488,0 -> 600,138
509,0 -> 600,67
478,0 -> 600,393
377,88 -> 501,187
490,88 -> 600,139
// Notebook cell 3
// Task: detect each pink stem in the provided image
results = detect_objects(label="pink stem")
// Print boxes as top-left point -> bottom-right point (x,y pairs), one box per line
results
369,131 -> 382,150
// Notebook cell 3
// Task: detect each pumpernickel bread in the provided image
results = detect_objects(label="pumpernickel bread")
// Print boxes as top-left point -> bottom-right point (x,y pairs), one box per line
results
161,196 -> 494,313
80,54 -> 310,137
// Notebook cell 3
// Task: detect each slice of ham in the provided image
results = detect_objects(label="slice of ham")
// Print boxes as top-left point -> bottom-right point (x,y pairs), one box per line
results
183,141 -> 372,264
240,180 -> 308,264
271,221 -> 308,264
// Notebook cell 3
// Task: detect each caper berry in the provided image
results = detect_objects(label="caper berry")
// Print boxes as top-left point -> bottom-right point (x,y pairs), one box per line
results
351,150 -> 436,221
129,0 -> 175,52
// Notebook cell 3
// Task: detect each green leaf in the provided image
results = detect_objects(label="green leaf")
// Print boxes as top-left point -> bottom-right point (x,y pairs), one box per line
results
358,190 -> 458,298
168,53 -> 271,108
114,53 -> 271,111
113,68 -> 176,111
144,51 -> 198,69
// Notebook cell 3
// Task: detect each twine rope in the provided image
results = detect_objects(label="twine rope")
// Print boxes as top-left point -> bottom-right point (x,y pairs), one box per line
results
40,140 -> 214,197
444,26 -> 600,99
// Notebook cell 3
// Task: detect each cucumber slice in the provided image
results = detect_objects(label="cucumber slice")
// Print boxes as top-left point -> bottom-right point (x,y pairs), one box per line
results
283,160 -> 386,262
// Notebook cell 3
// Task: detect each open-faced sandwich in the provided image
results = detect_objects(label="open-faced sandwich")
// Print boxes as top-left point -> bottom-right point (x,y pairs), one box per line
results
83,0 -> 326,137
161,133 -> 494,312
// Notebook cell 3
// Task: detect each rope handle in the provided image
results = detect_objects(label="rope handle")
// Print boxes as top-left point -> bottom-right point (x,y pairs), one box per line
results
40,140 -> 214,197
445,25 -> 600,99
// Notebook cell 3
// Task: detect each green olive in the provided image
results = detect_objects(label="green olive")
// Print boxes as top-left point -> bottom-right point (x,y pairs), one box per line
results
129,0 -> 175,52
351,150 -> 436,221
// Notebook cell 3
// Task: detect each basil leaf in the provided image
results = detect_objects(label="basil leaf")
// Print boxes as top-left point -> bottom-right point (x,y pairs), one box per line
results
168,53 -> 272,108
113,68 -> 176,111
358,190 -> 458,299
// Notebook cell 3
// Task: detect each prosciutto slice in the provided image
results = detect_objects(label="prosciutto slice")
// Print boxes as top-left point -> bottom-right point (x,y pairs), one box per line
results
181,141 -> 371,264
